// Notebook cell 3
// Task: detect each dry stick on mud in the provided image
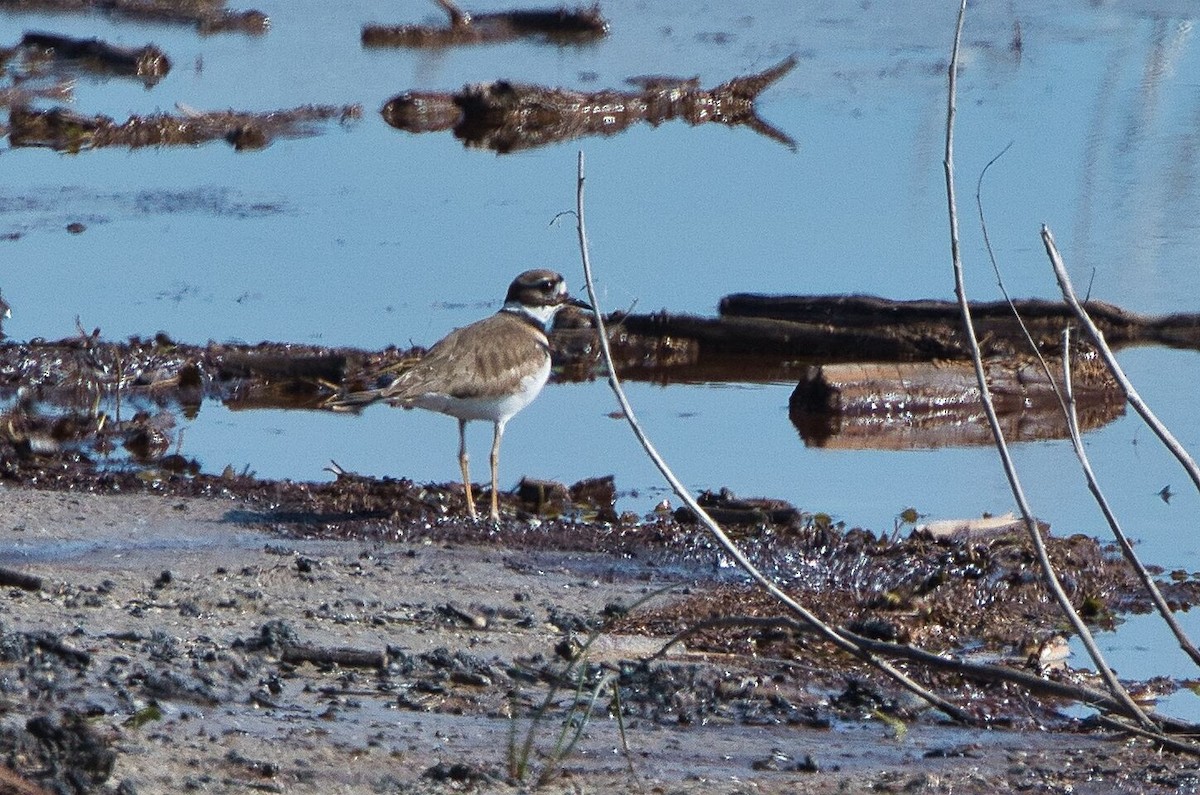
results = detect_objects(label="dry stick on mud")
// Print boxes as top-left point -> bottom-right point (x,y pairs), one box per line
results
942,0 -> 1154,730
975,152 -> 1200,667
573,151 -> 972,724
1043,226 -> 1200,495
1059,328 -> 1200,667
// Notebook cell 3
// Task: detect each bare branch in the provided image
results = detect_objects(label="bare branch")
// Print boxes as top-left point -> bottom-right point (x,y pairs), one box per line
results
941,0 -> 1154,730
1059,330 -> 1200,666
1043,225 -> 1200,495
973,110 -> 1200,670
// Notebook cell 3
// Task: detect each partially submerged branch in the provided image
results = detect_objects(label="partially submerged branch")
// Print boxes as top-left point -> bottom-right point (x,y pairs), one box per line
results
382,56 -> 797,153
790,357 -> 1123,449
9,103 -> 361,152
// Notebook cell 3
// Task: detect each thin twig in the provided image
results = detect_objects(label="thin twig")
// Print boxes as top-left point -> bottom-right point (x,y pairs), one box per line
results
941,0 -> 1153,729
976,142 -> 1059,376
1060,329 -> 1200,666
574,150 -> 973,724
1043,225 -> 1200,495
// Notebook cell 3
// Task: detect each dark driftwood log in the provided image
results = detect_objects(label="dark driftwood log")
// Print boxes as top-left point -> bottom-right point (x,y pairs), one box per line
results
381,56 -> 796,153
600,296 -> 1200,379
617,312 -> 927,360
719,294 -> 1200,355
789,359 -> 1124,449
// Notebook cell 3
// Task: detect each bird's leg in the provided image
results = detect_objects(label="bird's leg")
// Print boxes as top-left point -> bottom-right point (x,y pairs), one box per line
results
488,420 -> 505,522
458,418 -> 477,519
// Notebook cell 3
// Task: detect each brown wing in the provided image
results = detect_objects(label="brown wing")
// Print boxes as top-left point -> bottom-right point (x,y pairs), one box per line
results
379,312 -> 549,403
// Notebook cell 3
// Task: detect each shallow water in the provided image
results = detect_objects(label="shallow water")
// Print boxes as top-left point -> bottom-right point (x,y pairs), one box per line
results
3,1 -> 1200,716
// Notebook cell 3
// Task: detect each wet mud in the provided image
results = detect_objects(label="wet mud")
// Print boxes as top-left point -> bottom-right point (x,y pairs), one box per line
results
381,56 -> 797,153
2,461 -> 1200,792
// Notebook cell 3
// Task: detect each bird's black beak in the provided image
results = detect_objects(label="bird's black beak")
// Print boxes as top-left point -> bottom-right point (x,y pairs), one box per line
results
565,296 -> 594,312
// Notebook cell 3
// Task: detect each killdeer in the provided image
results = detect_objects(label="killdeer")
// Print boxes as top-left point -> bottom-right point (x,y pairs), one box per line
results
329,269 -> 591,521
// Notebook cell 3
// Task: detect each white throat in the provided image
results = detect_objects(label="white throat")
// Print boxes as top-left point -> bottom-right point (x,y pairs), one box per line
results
502,300 -> 560,330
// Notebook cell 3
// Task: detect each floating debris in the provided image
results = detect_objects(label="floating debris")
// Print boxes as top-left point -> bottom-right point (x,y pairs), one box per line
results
0,0 -> 269,35
788,358 -> 1124,449
18,31 -> 171,86
363,0 -> 606,48
8,103 -> 362,152
382,55 -> 797,153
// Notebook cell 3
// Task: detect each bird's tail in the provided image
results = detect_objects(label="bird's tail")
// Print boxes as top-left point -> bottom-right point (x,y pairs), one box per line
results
324,388 -> 385,413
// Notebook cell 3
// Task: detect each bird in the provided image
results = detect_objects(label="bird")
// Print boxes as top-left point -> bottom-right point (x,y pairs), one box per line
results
328,269 -> 592,521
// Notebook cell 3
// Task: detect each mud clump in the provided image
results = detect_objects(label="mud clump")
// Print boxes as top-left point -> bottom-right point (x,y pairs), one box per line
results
0,711 -> 116,793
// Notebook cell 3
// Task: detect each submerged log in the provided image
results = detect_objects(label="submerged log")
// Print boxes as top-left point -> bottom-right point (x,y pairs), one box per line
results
8,104 -> 361,152
789,358 -> 1124,449
363,0 -> 607,47
19,32 -> 171,85
381,55 -> 797,153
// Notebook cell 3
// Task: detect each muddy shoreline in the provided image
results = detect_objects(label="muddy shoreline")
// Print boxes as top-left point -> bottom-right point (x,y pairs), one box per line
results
2,475 -> 1200,792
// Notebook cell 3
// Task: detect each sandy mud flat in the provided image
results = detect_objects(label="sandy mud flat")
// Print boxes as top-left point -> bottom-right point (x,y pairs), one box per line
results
0,485 -> 1197,794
